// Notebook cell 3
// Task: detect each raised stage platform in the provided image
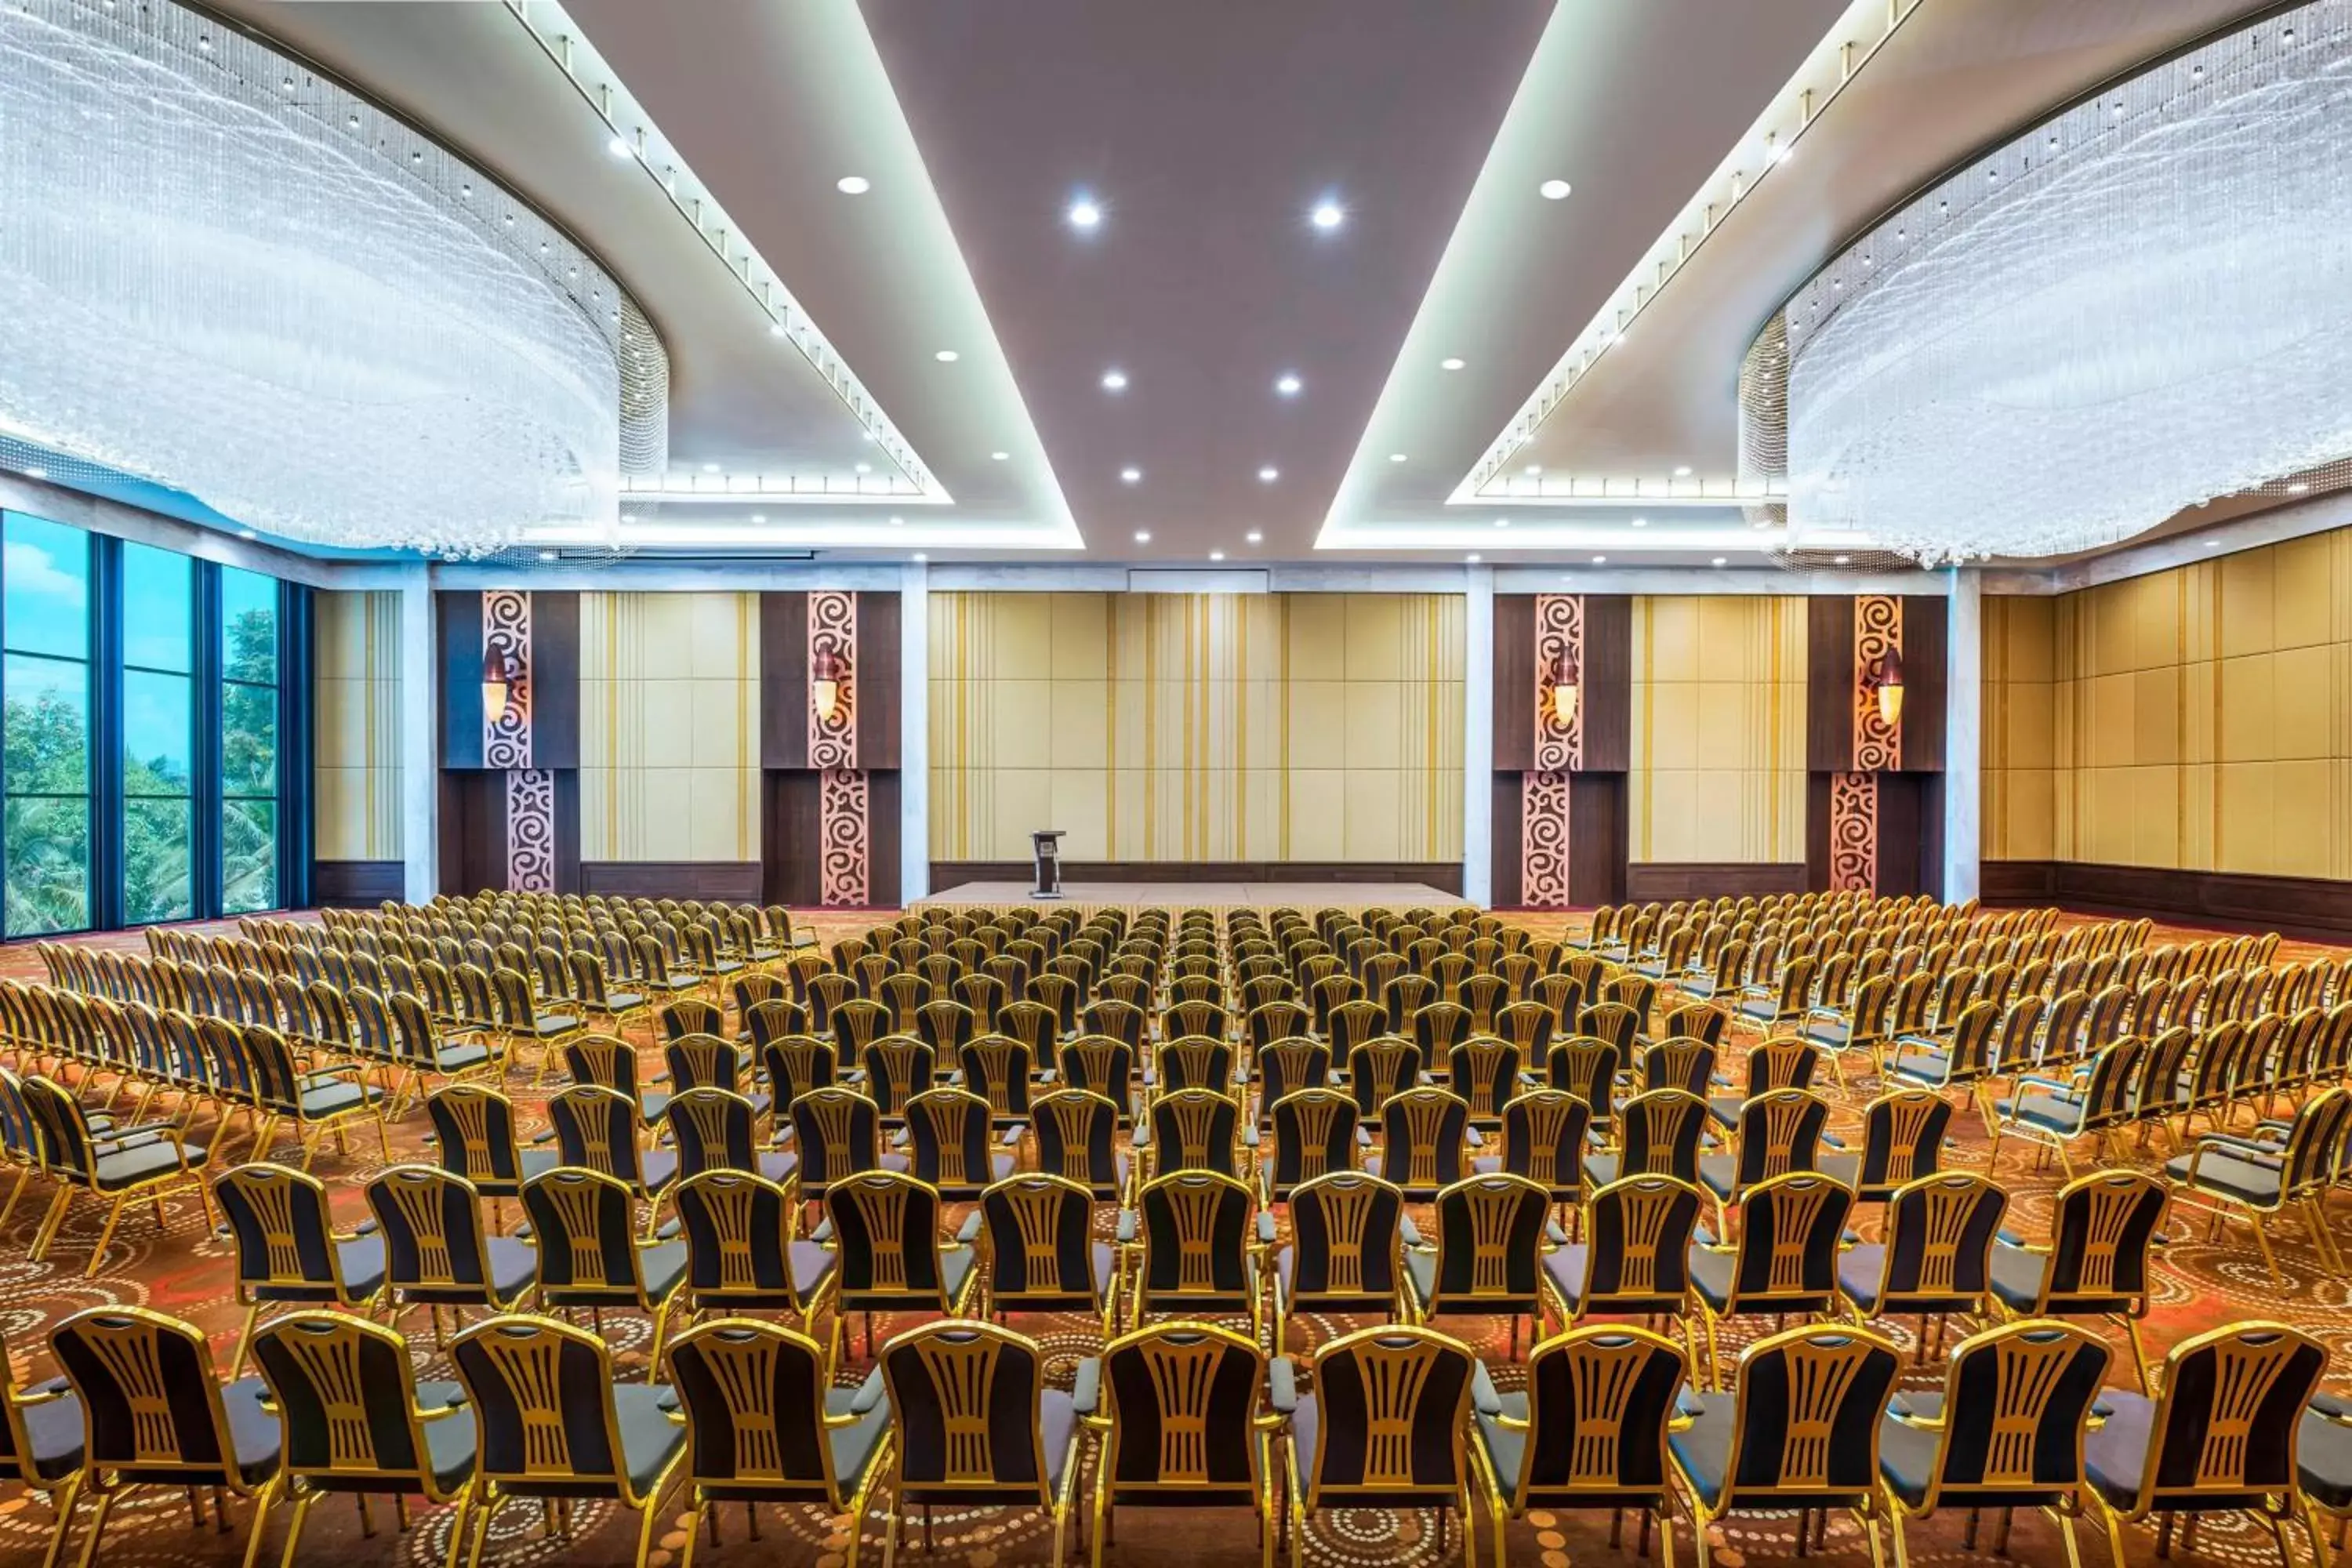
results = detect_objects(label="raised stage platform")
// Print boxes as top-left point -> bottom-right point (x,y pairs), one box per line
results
918,880 -> 1469,910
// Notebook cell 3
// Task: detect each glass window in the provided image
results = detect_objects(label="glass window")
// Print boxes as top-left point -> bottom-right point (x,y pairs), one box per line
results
2,514 -> 93,935
220,565 -> 279,915
120,544 -> 194,923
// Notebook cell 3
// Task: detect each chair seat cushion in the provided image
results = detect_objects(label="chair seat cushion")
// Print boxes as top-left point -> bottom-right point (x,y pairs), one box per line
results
825,1381 -> 891,1492
1802,1020 -> 1850,1047
1987,1244 -> 2050,1313
1888,1049 -> 1950,1083
13,1391 -> 83,1482
640,1149 -> 680,1194
419,1402 -> 478,1494
2299,1406 -> 2352,1512
1665,1392 -> 1735,1510
2163,1149 -> 2283,1206
526,1016 -> 583,1038
1838,1245 -> 1886,1315
606,992 -> 646,1012
1403,1249 -> 1436,1308
1697,1154 -> 1739,1200
92,1136 -> 205,1192
613,1383 -> 688,1495
487,1236 -> 538,1306
1688,1247 -> 1736,1311
220,1376 -> 285,1486
334,1235 -> 388,1300
1995,1093 -> 2084,1135
1581,1153 -> 1623,1189
640,1241 -> 689,1303
301,1079 -> 384,1118
940,1246 -> 978,1307
1876,1408 -> 1943,1509
1472,1396 -> 1532,1506
757,1151 -> 800,1184
2083,1390 -> 2158,1510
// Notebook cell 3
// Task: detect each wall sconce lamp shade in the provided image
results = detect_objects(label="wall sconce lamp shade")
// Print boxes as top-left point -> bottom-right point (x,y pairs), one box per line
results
481,651 -> 514,726
1546,651 -> 1581,731
1866,652 -> 1904,729
812,648 -> 848,726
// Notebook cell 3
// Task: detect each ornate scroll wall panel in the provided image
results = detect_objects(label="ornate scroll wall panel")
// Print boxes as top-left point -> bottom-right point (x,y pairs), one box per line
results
819,768 -> 870,907
434,589 -> 579,895
758,591 -> 901,908
1519,770 -> 1573,907
1492,594 -> 1630,909
505,769 -> 556,893
481,588 -> 533,768
1531,593 -> 1584,771
807,590 -> 858,769
1827,771 -> 1878,891
1803,594 -> 1944,898
1852,594 -> 1902,771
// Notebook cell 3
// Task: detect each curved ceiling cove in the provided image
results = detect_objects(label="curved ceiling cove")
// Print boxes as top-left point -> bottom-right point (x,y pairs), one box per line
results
1777,0 -> 2352,564
0,0 -> 665,557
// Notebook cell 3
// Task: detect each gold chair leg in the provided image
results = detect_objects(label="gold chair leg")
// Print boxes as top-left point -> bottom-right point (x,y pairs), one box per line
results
35,1474 -> 82,1568
229,1301 -> 263,1383
274,1486 -> 316,1568
441,1493 -> 472,1568
71,1490 -> 115,1568
86,1195 -> 129,1277
880,1483 -> 904,1568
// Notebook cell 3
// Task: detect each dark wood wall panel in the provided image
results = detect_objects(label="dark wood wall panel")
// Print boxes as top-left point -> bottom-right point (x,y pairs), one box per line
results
1489,775 -> 1525,907
1625,862 -> 1809,900
1492,597 -> 1536,771
437,592 -> 485,769
1568,774 -> 1628,906
313,861 -> 403,909
1980,861 -> 2352,942
1580,597 -> 1632,773
436,771 -> 505,896
531,592 -> 580,771
1875,773 -> 1925,899
867,771 -> 903,908
1806,597 -> 1857,774
857,595 -> 902,771
581,862 -> 763,901
760,593 -> 811,771
763,770 -> 821,907
1900,597 -> 1947,773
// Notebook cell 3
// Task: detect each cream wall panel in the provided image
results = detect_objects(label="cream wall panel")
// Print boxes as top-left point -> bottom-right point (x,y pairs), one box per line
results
580,592 -> 759,862
929,592 -> 1462,862
1631,595 -> 1806,864
312,590 -> 401,860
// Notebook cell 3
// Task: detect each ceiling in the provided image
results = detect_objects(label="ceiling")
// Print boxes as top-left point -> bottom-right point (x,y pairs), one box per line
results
142,0 -> 2285,564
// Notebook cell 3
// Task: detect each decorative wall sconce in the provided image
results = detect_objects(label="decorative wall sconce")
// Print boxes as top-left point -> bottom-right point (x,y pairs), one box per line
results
812,648 -> 848,726
1546,648 -> 1581,731
1866,651 -> 1904,729
481,650 -> 515,725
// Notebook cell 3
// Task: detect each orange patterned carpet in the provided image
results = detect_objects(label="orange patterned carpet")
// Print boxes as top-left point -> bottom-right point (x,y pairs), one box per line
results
0,906 -> 2342,1568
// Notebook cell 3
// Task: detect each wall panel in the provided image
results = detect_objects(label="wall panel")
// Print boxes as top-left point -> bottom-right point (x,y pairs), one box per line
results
580,592 -> 761,862
313,589 -> 402,861
1630,595 -> 1808,865
930,592 -> 1464,863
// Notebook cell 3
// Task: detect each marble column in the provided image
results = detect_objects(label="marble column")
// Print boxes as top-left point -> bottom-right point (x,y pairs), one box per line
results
898,561 -> 930,904
1463,564 -> 1494,906
1943,566 -> 1983,902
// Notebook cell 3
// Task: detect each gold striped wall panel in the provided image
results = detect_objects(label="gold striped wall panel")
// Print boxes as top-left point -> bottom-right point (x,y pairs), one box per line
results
312,590 -> 402,860
1982,595 -> 2056,861
1629,594 -> 1808,864
579,592 -> 761,862
929,591 -> 1464,862
2034,527 -> 2352,877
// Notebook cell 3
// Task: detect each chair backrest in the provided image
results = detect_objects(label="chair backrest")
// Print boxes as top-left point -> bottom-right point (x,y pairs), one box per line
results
1617,1088 -> 1708,1183
2043,1170 -> 2167,1308
789,1087 -> 885,1189
1148,1087 -> 1244,1178
1495,1089 -> 1592,1195
1155,1036 -> 1234,1098
1343,1037 -> 1421,1117
1544,1036 -> 1621,1121
521,1167 -> 648,1298
1027,1089 -> 1122,1196
665,1320 -> 851,1505
1098,1323 -> 1268,1496
1266,1087 -> 1359,1196
1639,1037 -> 1715,1098
1722,1173 -> 1853,1311
880,1320 -> 1054,1501
2126,1322 -> 2328,1514
672,1170 -> 808,1308
1727,1089 -> 1832,1188
978,1173 -> 1097,1304
826,1169 -> 950,1305
452,1316 -> 640,1498
666,1087 -> 762,1179
904,1087 -> 1000,1192
216,1162 -> 347,1295
664,1033 -> 748,1098
1298,1326 -> 1474,1507
426,1083 -> 526,1187
1717,1326 -> 1900,1509
1377,1086 -> 1470,1192
252,1312 -> 452,1495
1445,1036 -> 1523,1121
547,1084 -> 650,1185
1425,1174 -> 1548,1309
1137,1171 -> 1254,1302
365,1165 -> 499,1294
1510,1326 -> 1686,1506
1870,1173 -> 2007,1308
1905,1321 -> 2111,1512
562,1033 -> 644,1099
1284,1172 -> 1403,1302
958,1036 -> 1036,1120
52,1306 -> 245,1485
1578,1176 -> 1704,1315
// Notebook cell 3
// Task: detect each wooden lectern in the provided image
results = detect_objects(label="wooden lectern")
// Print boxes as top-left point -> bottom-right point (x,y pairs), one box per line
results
1029,829 -> 1065,899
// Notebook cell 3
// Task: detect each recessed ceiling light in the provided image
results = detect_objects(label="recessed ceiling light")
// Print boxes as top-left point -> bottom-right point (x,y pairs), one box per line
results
1274,372 -> 1302,397
1120,466 -> 1142,484
1524,464 -> 1542,477
836,176 -> 871,194
1673,465 -> 1692,477
913,552 -> 927,562
1494,518 -> 1510,528
1711,557 -> 1727,567
855,462 -> 871,474
1592,555 -> 1606,564
1833,554 -> 1850,564
890,516 -> 905,528
1102,368 -> 1129,392
1309,200 -> 1345,230
935,349 -> 960,363
24,466 -> 45,481
990,451 -> 1010,461
768,322 -> 786,338
1440,358 -> 1465,371
1134,530 -> 1152,543
1067,196 -> 1102,230
606,136 -> 630,158
2204,539 -> 2220,549
701,463 -> 720,474
621,513 -> 638,524
1539,179 -> 1572,200
1245,530 -> 1263,544
1388,453 -> 1407,463
751,514 -> 767,524
238,528 -> 256,541
1631,516 -> 1649,528
1258,466 -> 1279,483
538,550 -> 558,562
1466,554 -> 1482,563
2288,482 -> 2311,493
1209,550 -> 1226,562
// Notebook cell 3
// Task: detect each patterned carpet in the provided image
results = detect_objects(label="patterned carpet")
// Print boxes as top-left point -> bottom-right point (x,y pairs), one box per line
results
0,907 -> 2343,1568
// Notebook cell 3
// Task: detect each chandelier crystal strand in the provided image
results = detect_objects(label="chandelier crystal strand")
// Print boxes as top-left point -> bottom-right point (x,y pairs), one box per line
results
1784,0 -> 2352,564
0,0 -> 666,556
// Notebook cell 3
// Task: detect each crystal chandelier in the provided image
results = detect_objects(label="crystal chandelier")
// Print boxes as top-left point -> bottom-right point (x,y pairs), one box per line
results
1780,0 -> 2352,564
0,0 -> 667,556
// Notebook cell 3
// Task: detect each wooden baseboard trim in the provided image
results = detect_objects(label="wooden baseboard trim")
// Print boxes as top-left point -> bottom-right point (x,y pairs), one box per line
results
1981,860 -> 2352,942
927,861 -> 1466,896
311,861 -> 403,909
579,862 -> 764,902
1624,862 -> 1809,900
